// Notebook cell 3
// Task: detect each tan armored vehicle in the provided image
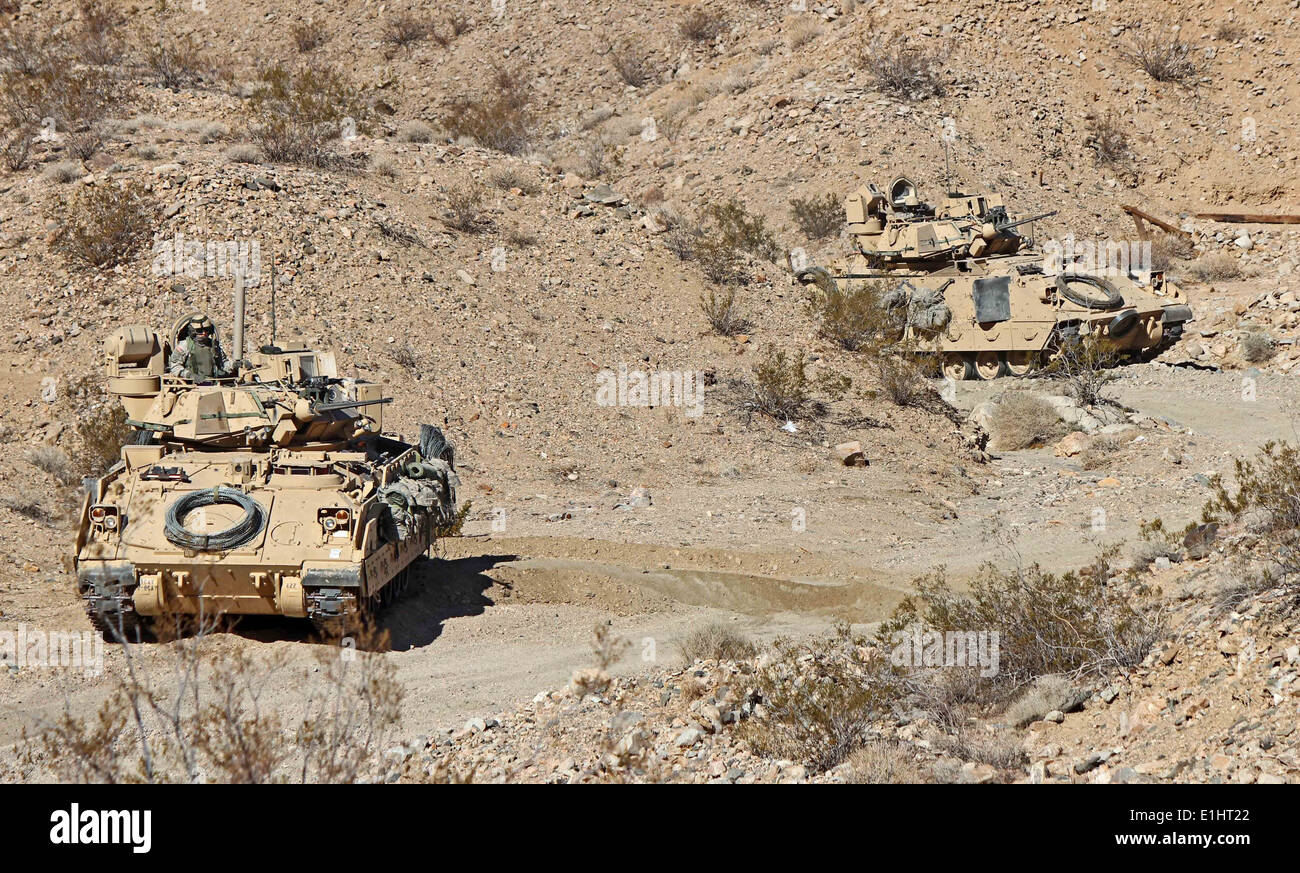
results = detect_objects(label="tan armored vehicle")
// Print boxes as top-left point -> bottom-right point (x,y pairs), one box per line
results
74,285 -> 459,640
801,177 -> 1192,380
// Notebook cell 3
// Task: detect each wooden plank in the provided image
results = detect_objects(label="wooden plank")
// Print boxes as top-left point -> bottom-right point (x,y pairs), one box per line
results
1120,204 -> 1190,238
1193,212 -> 1300,225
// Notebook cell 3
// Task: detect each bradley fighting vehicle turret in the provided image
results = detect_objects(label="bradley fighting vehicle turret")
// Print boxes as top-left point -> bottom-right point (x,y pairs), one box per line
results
800,177 -> 1193,380
74,282 -> 459,639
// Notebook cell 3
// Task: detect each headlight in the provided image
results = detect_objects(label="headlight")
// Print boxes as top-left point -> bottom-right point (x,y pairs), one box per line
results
319,507 -> 352,534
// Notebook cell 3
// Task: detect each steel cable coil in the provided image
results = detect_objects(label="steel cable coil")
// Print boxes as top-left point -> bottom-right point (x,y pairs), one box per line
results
164,487 -> 266,551
1055,273 -> 1125,310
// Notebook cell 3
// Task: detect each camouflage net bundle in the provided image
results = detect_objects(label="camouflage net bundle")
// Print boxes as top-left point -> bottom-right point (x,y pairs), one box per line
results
883,280 -> 952,332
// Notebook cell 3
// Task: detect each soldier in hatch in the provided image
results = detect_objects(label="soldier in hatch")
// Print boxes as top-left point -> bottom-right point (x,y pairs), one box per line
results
167,315 -> 234,382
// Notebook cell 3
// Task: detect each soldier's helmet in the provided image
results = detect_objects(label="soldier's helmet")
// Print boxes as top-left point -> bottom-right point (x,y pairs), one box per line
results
185,315 -> 215,340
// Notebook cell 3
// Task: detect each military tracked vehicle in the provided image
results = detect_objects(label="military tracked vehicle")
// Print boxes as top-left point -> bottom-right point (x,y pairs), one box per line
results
800,177 -> 1192,380
74,284 -> 459,640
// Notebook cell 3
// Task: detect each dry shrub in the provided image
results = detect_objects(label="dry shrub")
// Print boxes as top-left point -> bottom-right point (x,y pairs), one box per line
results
1077,433 -> 1122,471
700,286 -> 748,336
22,621 -> 402,783
396,119 -> 435,143
741,624 -> 904,772
1186,252 -> 1241,283
882,548 -> 1162,694
224,143 -> 261,163
1,127 -> 29,171
384,13 -> 435,51
857,34 -> 946,100
26,445 -> 76,485
787,19 -> 822,50
679,7 -> 726,43
1239,331 -> 1275,362
75,403 -> 135,478
1085,109 -> 1132,167
876,354 -> 928,408
676,623 -> 756,663
1004,674 -> 1087,727
442,185 -> 486,233
144,31 -> 209,90
845,741 -> 926,784
248,62 -> 368,169
1119,27 -> 1206,84
0,29 -> 125,160
48,182 -> 159,271
433,499 -> 471,537
43,161 -> 83,183
292,20 -> 329,53
1044,334 -> 1118,407
1149,232 -> 1194,271
706,198 -> 779,261
1,490 -> 48,522
789,192 -> 841,240
1205,441 -> 1300,580
935,730 -> 1027,774
744,344 -> 810,420
489,166 -> 538,193
441,66 -> 533,155
607,41 -> 653,88
75,0 -> 127,66
987,392 -> 1064,451
809,277 -> 896,352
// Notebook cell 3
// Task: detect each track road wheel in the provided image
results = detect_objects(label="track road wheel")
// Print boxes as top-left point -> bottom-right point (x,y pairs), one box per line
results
974,350 -> 1004,380
941,353 -> 973,382
1003,351 -> 1038,378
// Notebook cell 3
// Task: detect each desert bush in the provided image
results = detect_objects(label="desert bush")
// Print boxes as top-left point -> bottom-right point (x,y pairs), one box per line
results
935,730 -> 1028,774
787,20 -> 822,50
0,43 -> 124,156
876,354 -> 928,408
1,127 -> 29,171
1149,232 -> 1194,271
1077,433 -> 1123,471
43,161 -> 84,184
1004,674 -> 1087,727
384,13 -> 434,51
700,286 -> 748,336
441,185 -> 486,233
607,41 -> 653,88
845,741 -> 926,784
74,402 -> 134,477
1085,110 -> 1132,167
676,623 -> 756,663
144,32 -> 208,90
248,63 -> 368,169
74,0 -> 127,66
1120,28 -> 1206,84
1043,334 -> 1118,407
858,35 -> 946,100
441,66 -> 533,155
396,119 -> 435,143
679,7 -> 726,43
224,143 -> 261,163
48,182 -> 159,271
1239,331 -> 1275,362
489,167 -> 538,193
1186,252 -> 1241,283
26,445 -> 76,485
23,622 -> 403,783
789,192 -> 841,240
1,490 -> 48,522
292,20 -> 329,53
1216,23 -> 1246,43
374,216 -> 424,247
986,392 -> 1064,451
372,156 -> 398,178
880,549 -> 1162,694
1204,441 -> 1300,578
434,500 -> 472,537
744,345 -> 810,420
810,277 -> 896,352
705,198 -> 779,261
742,624 -> 904,772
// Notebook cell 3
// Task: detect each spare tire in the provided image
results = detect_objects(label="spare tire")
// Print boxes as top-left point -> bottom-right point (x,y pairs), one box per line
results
1108,310 -> 1139,337
1056,273 -> 1124,310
